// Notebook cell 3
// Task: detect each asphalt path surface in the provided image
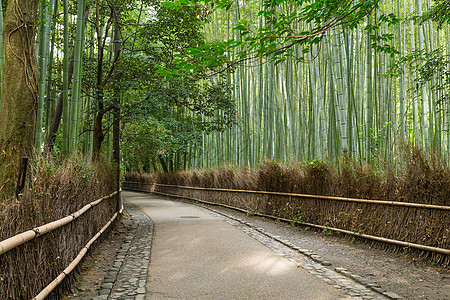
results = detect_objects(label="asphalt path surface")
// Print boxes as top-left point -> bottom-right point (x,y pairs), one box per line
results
125,191 -> 350,299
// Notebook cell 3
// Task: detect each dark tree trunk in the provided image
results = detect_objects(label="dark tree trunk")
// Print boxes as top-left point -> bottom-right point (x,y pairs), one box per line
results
92,105 -> 105,161
113,105 -> 120,210
113,107 -> 120,162
159,156 -> 168,173
112,8 -> 122,211
143,162 -> 150,173
168,157 -> 174,172
92,1 -> 105,161
45,53 -> 74,153
91,1 -> 122,161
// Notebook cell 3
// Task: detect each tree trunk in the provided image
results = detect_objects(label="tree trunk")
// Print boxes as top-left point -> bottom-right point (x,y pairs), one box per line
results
159,156 -> 168,173
151,157 -> 158,172
46,54 -> 74,153
62,0 -> 70,155
91,0 -> 106,160
92,107 -> 105,160
112,10 -> 122,212
0,0 -> 39,198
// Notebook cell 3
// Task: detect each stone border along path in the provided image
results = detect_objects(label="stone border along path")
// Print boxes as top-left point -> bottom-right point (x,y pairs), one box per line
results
185,198 -> 404,300
93,194 -> 403,300
93,202 -> 153,300
191,204 -> 399,300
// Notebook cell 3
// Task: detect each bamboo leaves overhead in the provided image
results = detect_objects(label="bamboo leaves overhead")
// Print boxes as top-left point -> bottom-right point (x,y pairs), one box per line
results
162,0 -> 400,78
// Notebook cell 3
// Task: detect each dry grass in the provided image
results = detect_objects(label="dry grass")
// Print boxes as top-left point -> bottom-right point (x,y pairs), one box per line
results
125,147 -> 449,267
0,154 -> 117,299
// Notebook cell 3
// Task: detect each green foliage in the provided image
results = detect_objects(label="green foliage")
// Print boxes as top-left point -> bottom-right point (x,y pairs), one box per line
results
365,17 -> 401,58
144,79 -> 235,132
122,117 -> 175,172
420,0 -> 450,28
160,0 -> 402,75
390,48 -> 450,107
119,0 -> 236,171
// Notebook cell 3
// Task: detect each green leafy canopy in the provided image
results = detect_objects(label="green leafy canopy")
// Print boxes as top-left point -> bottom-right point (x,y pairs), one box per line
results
158,0 -> 401,77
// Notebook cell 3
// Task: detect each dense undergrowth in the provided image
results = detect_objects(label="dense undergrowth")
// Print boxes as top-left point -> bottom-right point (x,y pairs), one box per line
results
0,155 -> 117,299
126,147 -> 449,267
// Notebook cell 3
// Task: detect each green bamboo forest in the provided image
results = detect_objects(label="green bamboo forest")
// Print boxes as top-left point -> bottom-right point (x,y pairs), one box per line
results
0,0 -> 449,204
196,0 -> 450,169
0,0 -> 449,178
0,1 -> 449,297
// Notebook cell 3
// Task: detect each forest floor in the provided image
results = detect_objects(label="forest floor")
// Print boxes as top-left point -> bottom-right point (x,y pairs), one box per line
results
64,196 -> 449,300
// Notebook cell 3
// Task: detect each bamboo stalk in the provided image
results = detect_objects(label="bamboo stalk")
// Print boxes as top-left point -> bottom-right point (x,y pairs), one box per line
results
123,182 -> 450,211
33,204 -> 123,300
69,0 -> 86,153
144,189 -> 450,256
416,0 -> 430,148
61,0 -> 70,155
0,191 -> 117,256
193,1 -> 450,170
35,0 -> 56,149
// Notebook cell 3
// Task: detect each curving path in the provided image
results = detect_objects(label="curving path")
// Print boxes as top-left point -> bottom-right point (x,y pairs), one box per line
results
124,191 -> 382,299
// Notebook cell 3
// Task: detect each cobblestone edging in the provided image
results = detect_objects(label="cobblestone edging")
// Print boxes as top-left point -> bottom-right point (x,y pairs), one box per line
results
194,204 -> 404,300
93,203 -> 153,300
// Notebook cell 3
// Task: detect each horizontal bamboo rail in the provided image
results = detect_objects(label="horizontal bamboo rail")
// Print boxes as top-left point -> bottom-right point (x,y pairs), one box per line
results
0,191 -> 118,256
33,204 -> 124,300
123,184 -> 450,256
123,181 -> 450,211
151,190 -> 450,256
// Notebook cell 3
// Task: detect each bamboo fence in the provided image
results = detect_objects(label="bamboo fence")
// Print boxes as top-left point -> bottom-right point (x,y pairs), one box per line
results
33,204 -> 123,300
123,182 -> 450,211
123,182 -> 450,258
0,190 -> 121,299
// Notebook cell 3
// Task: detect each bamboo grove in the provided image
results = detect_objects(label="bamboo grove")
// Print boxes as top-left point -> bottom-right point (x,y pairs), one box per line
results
190,0 -> 450,169
0,0 -> 449,179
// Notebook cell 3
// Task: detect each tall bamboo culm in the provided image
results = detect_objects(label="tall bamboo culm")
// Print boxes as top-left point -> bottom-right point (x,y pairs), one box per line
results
69,0 -> 86,153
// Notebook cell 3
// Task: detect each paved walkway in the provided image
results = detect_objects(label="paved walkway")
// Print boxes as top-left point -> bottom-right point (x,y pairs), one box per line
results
95,191 -> 391,299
